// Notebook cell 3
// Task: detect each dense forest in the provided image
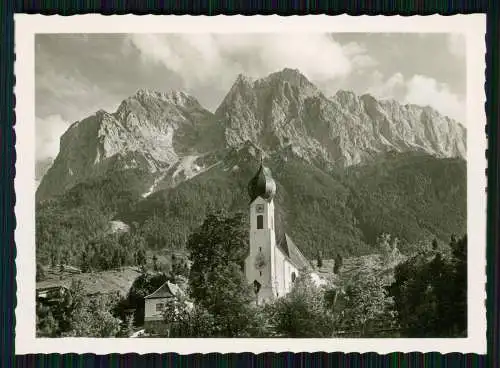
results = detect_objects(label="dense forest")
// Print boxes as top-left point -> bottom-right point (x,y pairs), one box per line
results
37,211 -> 467,338
36,151 -> 466,271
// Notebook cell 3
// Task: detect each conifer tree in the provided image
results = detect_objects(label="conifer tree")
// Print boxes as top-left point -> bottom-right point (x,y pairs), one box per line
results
316,250 -> 323,268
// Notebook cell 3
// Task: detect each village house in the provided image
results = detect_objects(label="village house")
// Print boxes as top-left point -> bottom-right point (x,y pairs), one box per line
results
36,284 -> 69,305
36,267 -> 141,306
143,280 -> 187,334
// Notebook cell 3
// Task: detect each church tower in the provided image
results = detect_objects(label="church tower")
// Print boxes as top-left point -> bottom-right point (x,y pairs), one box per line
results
245,159 -> 278,305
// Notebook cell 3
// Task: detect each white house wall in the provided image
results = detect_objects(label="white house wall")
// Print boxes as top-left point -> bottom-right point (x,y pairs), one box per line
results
144,297 -> 169,322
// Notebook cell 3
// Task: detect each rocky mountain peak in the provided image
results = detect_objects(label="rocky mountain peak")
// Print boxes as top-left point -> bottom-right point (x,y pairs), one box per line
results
37,68 -> 467,202
234,73 -> 254,85
37,87 -> 220,201
217,69 -> 466,167
120,88 -> 202,112
256,68 -> 320,97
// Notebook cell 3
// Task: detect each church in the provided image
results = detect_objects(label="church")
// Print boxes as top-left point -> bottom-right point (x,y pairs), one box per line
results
245,161 -> 311,305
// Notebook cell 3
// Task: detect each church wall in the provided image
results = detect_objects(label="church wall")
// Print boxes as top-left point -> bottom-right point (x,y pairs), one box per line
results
245,179 -> 304,304
283,258 -> 299,293
272,249 -> 301,297
273,246 -> 286,297
246,197 -> 276,304
249,197 -> 274,230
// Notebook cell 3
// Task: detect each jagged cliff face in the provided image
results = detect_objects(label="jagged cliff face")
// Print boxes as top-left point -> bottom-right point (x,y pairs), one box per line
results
216,68 -> 466,167
36,90 -> 222,200
37,68 -> 466,201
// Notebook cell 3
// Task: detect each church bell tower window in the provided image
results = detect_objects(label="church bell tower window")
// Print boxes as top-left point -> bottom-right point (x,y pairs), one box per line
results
257,215 -> 264,229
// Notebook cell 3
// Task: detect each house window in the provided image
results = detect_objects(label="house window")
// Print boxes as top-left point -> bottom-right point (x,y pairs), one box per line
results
291,272 -> 296,282
259,271 -> 262,276
257,215 -> 264,229
259,247 -> 262,252
156,303 -> 164,312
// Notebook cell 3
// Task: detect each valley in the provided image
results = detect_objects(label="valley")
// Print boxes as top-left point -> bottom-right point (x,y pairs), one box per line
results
35,68 -> 466,264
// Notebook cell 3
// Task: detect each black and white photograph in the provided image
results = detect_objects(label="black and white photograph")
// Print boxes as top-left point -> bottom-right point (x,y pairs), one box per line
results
15,15 -> 486,354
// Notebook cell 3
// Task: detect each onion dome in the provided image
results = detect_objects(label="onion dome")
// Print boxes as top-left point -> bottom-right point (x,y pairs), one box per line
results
248,163 -> 277,202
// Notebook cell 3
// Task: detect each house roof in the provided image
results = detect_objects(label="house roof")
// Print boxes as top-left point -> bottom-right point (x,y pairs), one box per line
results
36,284 -> 70,291
145,281 -> 184,299
276,232 -> 311,271
36,267 -> 141,297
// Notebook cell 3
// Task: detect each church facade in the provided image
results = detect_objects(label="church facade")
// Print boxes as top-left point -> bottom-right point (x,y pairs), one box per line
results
245,162 -> 310,305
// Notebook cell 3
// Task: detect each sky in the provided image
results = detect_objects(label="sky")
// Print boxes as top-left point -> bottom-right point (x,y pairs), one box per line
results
35,33 -> 466,162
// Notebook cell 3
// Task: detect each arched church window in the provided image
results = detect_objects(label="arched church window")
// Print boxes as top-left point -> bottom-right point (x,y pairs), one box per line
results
253,280 -> 261,294
257,215 -> 264,229
291,272 -> 296,282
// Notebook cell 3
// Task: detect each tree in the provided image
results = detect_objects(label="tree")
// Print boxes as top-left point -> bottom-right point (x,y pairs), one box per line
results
448,234 -> 467,335
267,270 -> 334,337
432,238 -> 439,250
36,263 -> 46,282
80,248 -> 92,273
41,280 -> 122,337
389,234 -> 467,337
118,314 -> 135,337
187,210 -> 248,304
135,248 -> 147,267
377,233 -> 401,266
337,271 -> 395,337
112,248 -> 123,269
186,210 -> 259,337
123,272 -> 168,325
152,254 -> 158,271
65,293 -> 122,337
333,254 -> 343,274
162,293 -> 217,338
36,303 -> 59,337
316,250 -> 323,268
203,263 -> 256,336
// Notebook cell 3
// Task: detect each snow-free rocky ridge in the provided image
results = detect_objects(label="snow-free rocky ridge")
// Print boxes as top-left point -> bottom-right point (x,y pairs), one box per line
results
37,68 -> 466,201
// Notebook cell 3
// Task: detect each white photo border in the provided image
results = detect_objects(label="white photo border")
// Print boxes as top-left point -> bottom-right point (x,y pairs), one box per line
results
14,14 -> 487,354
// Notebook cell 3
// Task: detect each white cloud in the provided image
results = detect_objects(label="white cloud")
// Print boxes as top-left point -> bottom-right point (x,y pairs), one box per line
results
404,74 -> 465,122
366,71 -> 405,100
365,72 -> 465,123
36,114 -> 70,160
37,69 -> 102,101
447,33 -> 466,58
342,42 -> 379,69
126,34 -> 375,91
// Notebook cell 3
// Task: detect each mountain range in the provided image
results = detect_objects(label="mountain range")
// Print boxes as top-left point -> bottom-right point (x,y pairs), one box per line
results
36,68 -> 467,259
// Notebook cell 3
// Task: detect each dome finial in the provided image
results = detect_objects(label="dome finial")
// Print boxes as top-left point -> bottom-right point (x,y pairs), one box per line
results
248,154 -> 276,202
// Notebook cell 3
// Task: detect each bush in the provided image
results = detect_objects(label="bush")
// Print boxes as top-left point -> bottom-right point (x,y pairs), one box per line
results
266,270 -> 335,337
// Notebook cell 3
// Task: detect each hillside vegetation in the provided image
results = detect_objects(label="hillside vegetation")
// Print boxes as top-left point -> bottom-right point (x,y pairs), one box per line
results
36,149 -> 466,266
